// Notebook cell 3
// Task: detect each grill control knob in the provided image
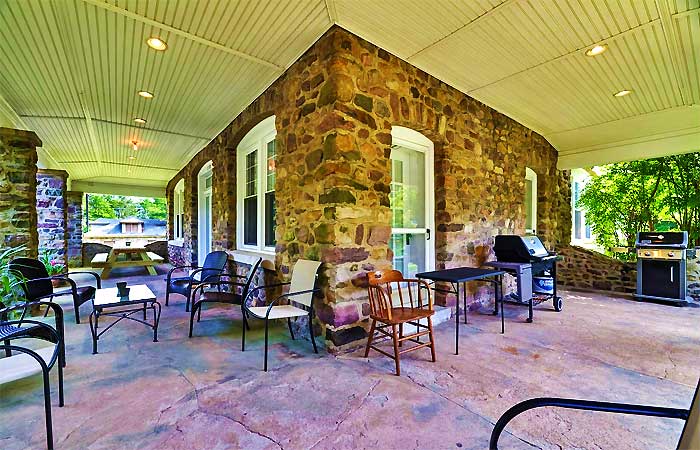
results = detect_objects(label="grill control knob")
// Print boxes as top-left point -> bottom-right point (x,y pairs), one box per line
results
644,252 -> 651,257
668,252 -> 675,257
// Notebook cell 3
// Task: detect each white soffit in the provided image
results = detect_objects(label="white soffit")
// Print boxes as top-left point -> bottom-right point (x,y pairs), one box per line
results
0,0 -> 698,192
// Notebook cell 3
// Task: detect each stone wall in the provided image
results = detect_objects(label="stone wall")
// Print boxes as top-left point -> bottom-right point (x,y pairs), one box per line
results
0,128 -> 40,257
65,191 -> 83,267
36,169 -> 68,266
166,27 -> 571,350
558,245 -> 636,294
167,243 -> 188,268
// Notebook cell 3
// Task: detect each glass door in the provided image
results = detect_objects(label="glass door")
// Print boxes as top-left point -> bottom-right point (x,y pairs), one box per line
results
198,166 -> 213,266
390,141 -> 434,278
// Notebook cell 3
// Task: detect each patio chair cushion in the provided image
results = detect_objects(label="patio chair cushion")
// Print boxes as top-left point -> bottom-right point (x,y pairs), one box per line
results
0,346 -> 55,385
247,305 -> 309,320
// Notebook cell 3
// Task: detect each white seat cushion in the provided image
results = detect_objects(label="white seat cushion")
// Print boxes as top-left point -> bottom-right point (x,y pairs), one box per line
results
0,346 -> 55,384
248,305 -> 309,320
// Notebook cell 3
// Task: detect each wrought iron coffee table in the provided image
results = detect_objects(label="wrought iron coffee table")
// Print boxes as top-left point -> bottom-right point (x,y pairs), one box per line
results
89,284 -> 161,354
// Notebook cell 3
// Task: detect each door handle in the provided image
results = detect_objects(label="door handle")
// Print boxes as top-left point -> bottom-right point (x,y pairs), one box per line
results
670,266 -> 674,283
427,228 -> 431,241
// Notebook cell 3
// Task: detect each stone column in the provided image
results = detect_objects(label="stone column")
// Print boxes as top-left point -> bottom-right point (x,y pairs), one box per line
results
36,169 -> 68,266
0,128 -> 40,257
65,191 -> 83,267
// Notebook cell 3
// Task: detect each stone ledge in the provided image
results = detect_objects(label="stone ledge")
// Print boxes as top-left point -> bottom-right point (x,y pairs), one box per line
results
0,127 -> 42,148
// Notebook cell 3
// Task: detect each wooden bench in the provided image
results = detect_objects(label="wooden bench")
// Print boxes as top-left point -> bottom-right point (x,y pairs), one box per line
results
146,252 -> 164,262
91,253 -> 109,267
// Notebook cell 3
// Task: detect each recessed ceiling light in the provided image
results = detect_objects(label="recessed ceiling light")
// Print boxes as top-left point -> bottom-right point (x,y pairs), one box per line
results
613,89 -> 633,97
132,141 -> 139,151
147,37 -> 167,51
133,117 -> 147,124
585,44 -> 608,56
138,90 -> 153,99
128,155 -> 136,160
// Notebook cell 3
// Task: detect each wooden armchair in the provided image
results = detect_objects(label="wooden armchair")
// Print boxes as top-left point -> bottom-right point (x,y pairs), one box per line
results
365,270 -> 436,376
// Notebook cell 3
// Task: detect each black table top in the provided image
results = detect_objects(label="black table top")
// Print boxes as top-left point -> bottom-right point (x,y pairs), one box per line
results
416,267 -> 505,283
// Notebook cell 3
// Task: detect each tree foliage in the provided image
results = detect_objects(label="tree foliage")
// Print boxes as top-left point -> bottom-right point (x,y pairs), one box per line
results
87,195 -> 166,221
577,153 -> 700,249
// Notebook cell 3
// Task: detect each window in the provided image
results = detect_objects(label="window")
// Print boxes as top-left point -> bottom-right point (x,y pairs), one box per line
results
237,116 -> 277,252
173,179 -> 185,240
571,169 -> 594,244
524,167 -> 537,234
198,162 -> 213,266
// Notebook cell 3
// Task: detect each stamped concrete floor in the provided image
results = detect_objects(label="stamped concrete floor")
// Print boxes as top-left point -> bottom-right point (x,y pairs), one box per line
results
1,265 -> 699,449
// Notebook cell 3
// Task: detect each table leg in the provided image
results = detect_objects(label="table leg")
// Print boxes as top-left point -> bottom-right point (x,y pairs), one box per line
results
152,301 -> 161,342
101,251 -> 118,279
527,290 -> 534,323
454,282 -> 460,355
89,309 -> 98,354
500,275 -> 505,334
140,251 -> 158,276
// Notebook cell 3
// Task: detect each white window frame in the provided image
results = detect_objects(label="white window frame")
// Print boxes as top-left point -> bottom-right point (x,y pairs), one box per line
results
236,116 -> 277,254
173,179 -> 185,241
571,169 -> 594,245
198,161 -> 213,266
525,167 -> 537,235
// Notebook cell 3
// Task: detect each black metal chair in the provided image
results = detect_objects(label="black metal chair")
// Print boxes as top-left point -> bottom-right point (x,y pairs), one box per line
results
10,257 -> 101,324
242,259 -> 323,372
489,379 -> 700,449
189,255 -> 262,338
165,250 -> 228,312
0,301 -> 65,450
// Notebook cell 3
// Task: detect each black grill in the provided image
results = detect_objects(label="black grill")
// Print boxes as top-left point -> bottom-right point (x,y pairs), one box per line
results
635,231 -> 690,305
486,235 -> 563,322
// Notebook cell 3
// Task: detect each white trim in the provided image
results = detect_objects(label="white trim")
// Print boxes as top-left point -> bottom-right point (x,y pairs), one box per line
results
525,167 -> 537,234
236,116 -> 277,253
390,126 -> 435,272
173,179 -> 185,240
197,161 -> 213,266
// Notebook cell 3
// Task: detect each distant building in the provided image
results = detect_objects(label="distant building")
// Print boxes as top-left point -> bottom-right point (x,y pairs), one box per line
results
84,217 -> 166,247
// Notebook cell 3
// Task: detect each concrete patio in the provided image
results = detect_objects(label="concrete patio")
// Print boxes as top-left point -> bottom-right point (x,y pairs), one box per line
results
1,266 -> 698,450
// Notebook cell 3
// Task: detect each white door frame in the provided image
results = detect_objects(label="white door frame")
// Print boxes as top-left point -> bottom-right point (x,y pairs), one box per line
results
390,127 -> 435,272
197,161 -> 213,266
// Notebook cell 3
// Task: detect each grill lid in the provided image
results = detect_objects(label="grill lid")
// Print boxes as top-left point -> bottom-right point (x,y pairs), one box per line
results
636,231 -> 688,248
494,235 -> 549,262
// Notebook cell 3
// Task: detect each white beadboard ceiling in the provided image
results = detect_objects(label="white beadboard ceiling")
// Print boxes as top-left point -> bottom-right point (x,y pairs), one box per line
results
0,0 -> 698,194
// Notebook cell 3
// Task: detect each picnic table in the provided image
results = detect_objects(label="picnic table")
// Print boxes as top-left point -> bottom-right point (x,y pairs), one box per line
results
91,245 -> 164,279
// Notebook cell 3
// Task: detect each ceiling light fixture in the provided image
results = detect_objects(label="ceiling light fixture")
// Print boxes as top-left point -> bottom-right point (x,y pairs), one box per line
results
133,117 -> 147,124
138,90 -> 153,99
585,44 -> 608,56
132,140 -> 139,151
147,37 -> 167,51
613,89 -> 633,97
128,155 -> 136,160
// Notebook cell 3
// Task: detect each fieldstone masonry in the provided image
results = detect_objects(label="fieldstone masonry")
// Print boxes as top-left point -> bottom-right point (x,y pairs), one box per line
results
36,169 -> 68,267
65,191 -> 83,267
0,128 -> 40,257
167,27 -> 572,351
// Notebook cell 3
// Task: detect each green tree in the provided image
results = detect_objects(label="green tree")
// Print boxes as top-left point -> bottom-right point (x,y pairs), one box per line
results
139,198 -> 167,220
577,159 -> 664,249
87,194 -> 117,219
661,153 -> 700,246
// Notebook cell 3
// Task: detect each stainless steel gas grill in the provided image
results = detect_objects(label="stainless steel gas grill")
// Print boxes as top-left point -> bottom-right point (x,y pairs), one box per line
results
635,231 -> 691,305
485,235 -> 562,323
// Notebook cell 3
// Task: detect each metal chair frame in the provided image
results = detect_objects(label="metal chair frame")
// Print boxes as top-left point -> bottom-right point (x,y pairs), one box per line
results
165,250 -> 228,311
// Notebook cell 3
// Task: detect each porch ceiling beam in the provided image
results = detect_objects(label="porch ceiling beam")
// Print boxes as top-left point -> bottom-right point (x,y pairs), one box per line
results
468,17 -> 660,94
81,0 -> 284,72
407,0 -> 518,60
655,0 -> 692,105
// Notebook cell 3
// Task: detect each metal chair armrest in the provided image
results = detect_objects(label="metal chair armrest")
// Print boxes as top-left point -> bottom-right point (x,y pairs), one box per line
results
489,397 -> 690,450
66,271 -> 102,288
166,265 -> 198,282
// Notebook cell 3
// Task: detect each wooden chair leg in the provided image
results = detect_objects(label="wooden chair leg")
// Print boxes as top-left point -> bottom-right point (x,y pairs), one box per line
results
428,316 -> 436,362
398,323 -> 403,347
364,319 -> 376,357
391,324 -> 401,376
